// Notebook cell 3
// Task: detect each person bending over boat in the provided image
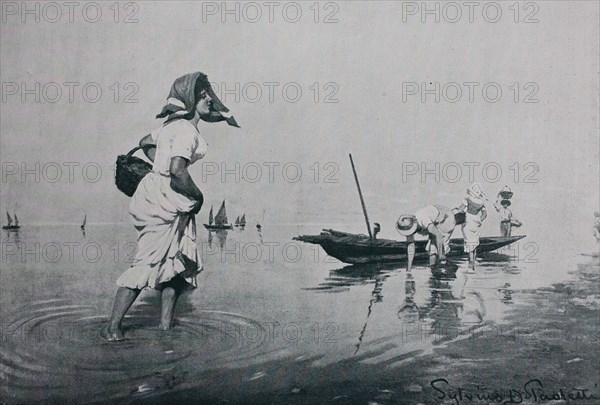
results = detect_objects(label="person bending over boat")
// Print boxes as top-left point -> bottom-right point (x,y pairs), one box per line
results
103,72 -> 238,341
396,205 -> 456,271
455,183 -> 488,272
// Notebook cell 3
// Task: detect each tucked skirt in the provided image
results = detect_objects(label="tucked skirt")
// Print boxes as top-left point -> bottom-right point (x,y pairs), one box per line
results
116,172 -> 202,290
461,212 -> 482,253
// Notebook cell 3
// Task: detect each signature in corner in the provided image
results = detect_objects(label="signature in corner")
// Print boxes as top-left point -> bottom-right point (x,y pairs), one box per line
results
430,378 -> 599,405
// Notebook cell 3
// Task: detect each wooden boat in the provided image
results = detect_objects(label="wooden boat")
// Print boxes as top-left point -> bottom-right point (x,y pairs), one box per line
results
3,211 -> 20,230
294,154 -> 526,265
204,201 -> 233,230
294,229 -> 526,264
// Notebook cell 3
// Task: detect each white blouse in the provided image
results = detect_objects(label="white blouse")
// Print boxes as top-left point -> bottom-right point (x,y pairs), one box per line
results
149,120 -> 208,175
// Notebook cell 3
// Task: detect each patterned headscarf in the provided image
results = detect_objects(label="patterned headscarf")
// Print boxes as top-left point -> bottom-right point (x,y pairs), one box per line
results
156,72 -> 236,125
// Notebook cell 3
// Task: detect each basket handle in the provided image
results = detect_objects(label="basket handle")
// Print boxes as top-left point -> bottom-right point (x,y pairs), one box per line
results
125,144 -> 155,158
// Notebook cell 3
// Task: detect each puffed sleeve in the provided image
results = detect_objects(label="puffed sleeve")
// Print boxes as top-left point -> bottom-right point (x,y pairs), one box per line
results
170,125 -> 199,161
194,134 -> 208,160
149,126 -> 162,143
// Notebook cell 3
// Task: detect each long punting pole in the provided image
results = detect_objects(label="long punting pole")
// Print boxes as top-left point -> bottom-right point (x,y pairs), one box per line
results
349,154 -> 373,240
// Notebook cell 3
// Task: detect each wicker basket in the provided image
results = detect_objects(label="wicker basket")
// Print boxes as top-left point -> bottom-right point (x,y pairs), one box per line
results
115,146 -> 153,197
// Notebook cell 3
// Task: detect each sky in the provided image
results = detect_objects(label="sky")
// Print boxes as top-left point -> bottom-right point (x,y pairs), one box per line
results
1,1 -> 598,244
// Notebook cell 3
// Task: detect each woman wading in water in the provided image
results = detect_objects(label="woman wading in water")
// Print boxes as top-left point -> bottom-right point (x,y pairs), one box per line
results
103,72 -> 239,341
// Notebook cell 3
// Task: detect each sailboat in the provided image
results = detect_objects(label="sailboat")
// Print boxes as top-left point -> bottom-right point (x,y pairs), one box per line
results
3,211 -> 20,230
81,214 -> 87,230
239,214 -> 246,228
204,201 -> 233,230
234,216 -> 240,227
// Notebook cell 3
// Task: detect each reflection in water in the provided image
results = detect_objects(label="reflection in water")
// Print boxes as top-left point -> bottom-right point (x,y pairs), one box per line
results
3,229 -> 21,243
498,283 -> 513,304
397,272 -> 419,323
207,229 -> 228,249
309,261 -> 498,355
354,274 -> 385,355
305,263 -> 398,293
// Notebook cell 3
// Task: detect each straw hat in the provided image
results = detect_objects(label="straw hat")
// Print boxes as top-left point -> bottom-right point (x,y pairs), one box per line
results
467,183 -> 486,199
498,186 -> 513,199
396,215 -> 418,236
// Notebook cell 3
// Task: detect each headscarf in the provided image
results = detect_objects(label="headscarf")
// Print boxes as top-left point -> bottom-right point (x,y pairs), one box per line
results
156,72 -> 237,126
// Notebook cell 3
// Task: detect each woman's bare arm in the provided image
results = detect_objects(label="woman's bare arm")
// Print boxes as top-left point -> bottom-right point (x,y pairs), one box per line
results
406,235 -> 415,272
170,157 -> 203,212
139,134 -> 156,162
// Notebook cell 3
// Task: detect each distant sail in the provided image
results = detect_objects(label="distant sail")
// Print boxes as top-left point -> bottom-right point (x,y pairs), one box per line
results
214,201 -> 228,226
208,205 -> 214,225
81,214 -> 86,229
240,214 -> 246,226
14,213 -> 19,226
6,211 -> 12,227
235,216 -> 240,226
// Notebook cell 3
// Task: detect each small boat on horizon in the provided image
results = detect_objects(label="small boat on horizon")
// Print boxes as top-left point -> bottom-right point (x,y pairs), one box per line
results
234,214 -> 247,228
81,214 -> 87,230
204,201 -> 233,230
3,211 -> 20,230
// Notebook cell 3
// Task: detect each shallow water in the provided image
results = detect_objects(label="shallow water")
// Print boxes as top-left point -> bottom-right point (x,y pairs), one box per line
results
1,224 -> 598,403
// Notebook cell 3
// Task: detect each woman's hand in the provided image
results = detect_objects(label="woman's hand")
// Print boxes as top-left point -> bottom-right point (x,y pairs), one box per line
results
170,157 -> 204,204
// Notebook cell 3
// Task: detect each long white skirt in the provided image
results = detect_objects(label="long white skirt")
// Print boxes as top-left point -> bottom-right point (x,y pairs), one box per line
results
116,172 -> 202,290
461,212 -> 482,253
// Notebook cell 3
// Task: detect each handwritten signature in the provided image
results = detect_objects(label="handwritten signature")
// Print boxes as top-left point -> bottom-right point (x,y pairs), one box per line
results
431,378 -> 599,405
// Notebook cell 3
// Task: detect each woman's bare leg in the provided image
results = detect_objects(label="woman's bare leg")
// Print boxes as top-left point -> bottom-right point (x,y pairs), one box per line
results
468,251 -> 476,269
102,287 -> 141,341
159,287 -> 180,330
159,278 -> 185,330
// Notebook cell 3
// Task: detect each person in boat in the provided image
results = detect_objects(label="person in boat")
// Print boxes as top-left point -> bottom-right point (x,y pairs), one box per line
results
103,71 -> 238,341
454,183 -> 488,271
372,223 -> 381,239
396,205 -> 456,271
493,198 -> 513,237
